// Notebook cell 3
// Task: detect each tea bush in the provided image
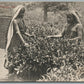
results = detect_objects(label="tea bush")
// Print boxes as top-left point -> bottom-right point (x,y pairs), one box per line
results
7,10 -> 84,81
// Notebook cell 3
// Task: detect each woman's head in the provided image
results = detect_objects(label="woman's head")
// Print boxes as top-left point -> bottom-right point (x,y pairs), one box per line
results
66,13 -> 78,24
13,5 -> 25,19
67,14 -> 74,23
17,7 -> 25,18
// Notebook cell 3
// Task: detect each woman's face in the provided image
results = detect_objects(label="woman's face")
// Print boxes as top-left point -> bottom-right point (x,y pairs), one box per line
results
67,16 -> 73,23
67,14 -> 76,25
19,8 -> 25,18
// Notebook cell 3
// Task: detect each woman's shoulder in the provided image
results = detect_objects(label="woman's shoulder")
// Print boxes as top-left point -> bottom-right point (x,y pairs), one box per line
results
71,23 -> 83,32
76,23 -> 83,29
13,19 -> 20,24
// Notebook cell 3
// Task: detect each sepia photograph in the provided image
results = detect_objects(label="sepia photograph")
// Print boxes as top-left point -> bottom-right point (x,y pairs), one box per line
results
0,1 -> 84,82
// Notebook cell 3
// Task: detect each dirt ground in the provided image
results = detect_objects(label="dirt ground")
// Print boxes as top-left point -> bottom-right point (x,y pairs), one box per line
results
0,49 -> 23,81
0,49 -> 8,81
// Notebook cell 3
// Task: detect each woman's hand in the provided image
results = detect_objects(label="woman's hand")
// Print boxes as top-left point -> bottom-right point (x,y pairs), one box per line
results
47,34 -> 62,38
24,42 -> 29,47
25,32 -> 34,37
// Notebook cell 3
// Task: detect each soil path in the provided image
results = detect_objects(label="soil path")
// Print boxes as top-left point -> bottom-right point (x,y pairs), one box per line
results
0,49 -> 8,81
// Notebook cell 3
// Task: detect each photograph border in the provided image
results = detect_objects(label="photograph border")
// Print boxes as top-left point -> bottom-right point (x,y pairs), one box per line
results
0,0 -> 84,83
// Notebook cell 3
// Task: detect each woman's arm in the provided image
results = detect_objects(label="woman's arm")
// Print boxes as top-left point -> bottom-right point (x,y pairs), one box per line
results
71,23 -> 81,31
69,37 -> 80,41
25,32 -> 34,37
47,23 -> 67,38
70,23 -> 83,41
22,20 -> 34,37
78,24 -> 83,40
47,34 -> 62,38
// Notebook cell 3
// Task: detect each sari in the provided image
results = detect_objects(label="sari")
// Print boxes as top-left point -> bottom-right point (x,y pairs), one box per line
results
4,5 -> 28,73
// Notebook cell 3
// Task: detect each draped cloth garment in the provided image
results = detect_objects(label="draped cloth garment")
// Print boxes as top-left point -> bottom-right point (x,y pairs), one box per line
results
6,5 -> 24,52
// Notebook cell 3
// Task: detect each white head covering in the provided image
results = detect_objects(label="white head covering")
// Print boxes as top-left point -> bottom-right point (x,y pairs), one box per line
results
6,5 -> 24,52
68,9 -> 82,24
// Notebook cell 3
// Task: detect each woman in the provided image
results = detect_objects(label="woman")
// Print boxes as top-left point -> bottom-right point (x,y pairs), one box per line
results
4,5 -> 32,73
47,10 -> 83,41
62,11 -> 83,40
